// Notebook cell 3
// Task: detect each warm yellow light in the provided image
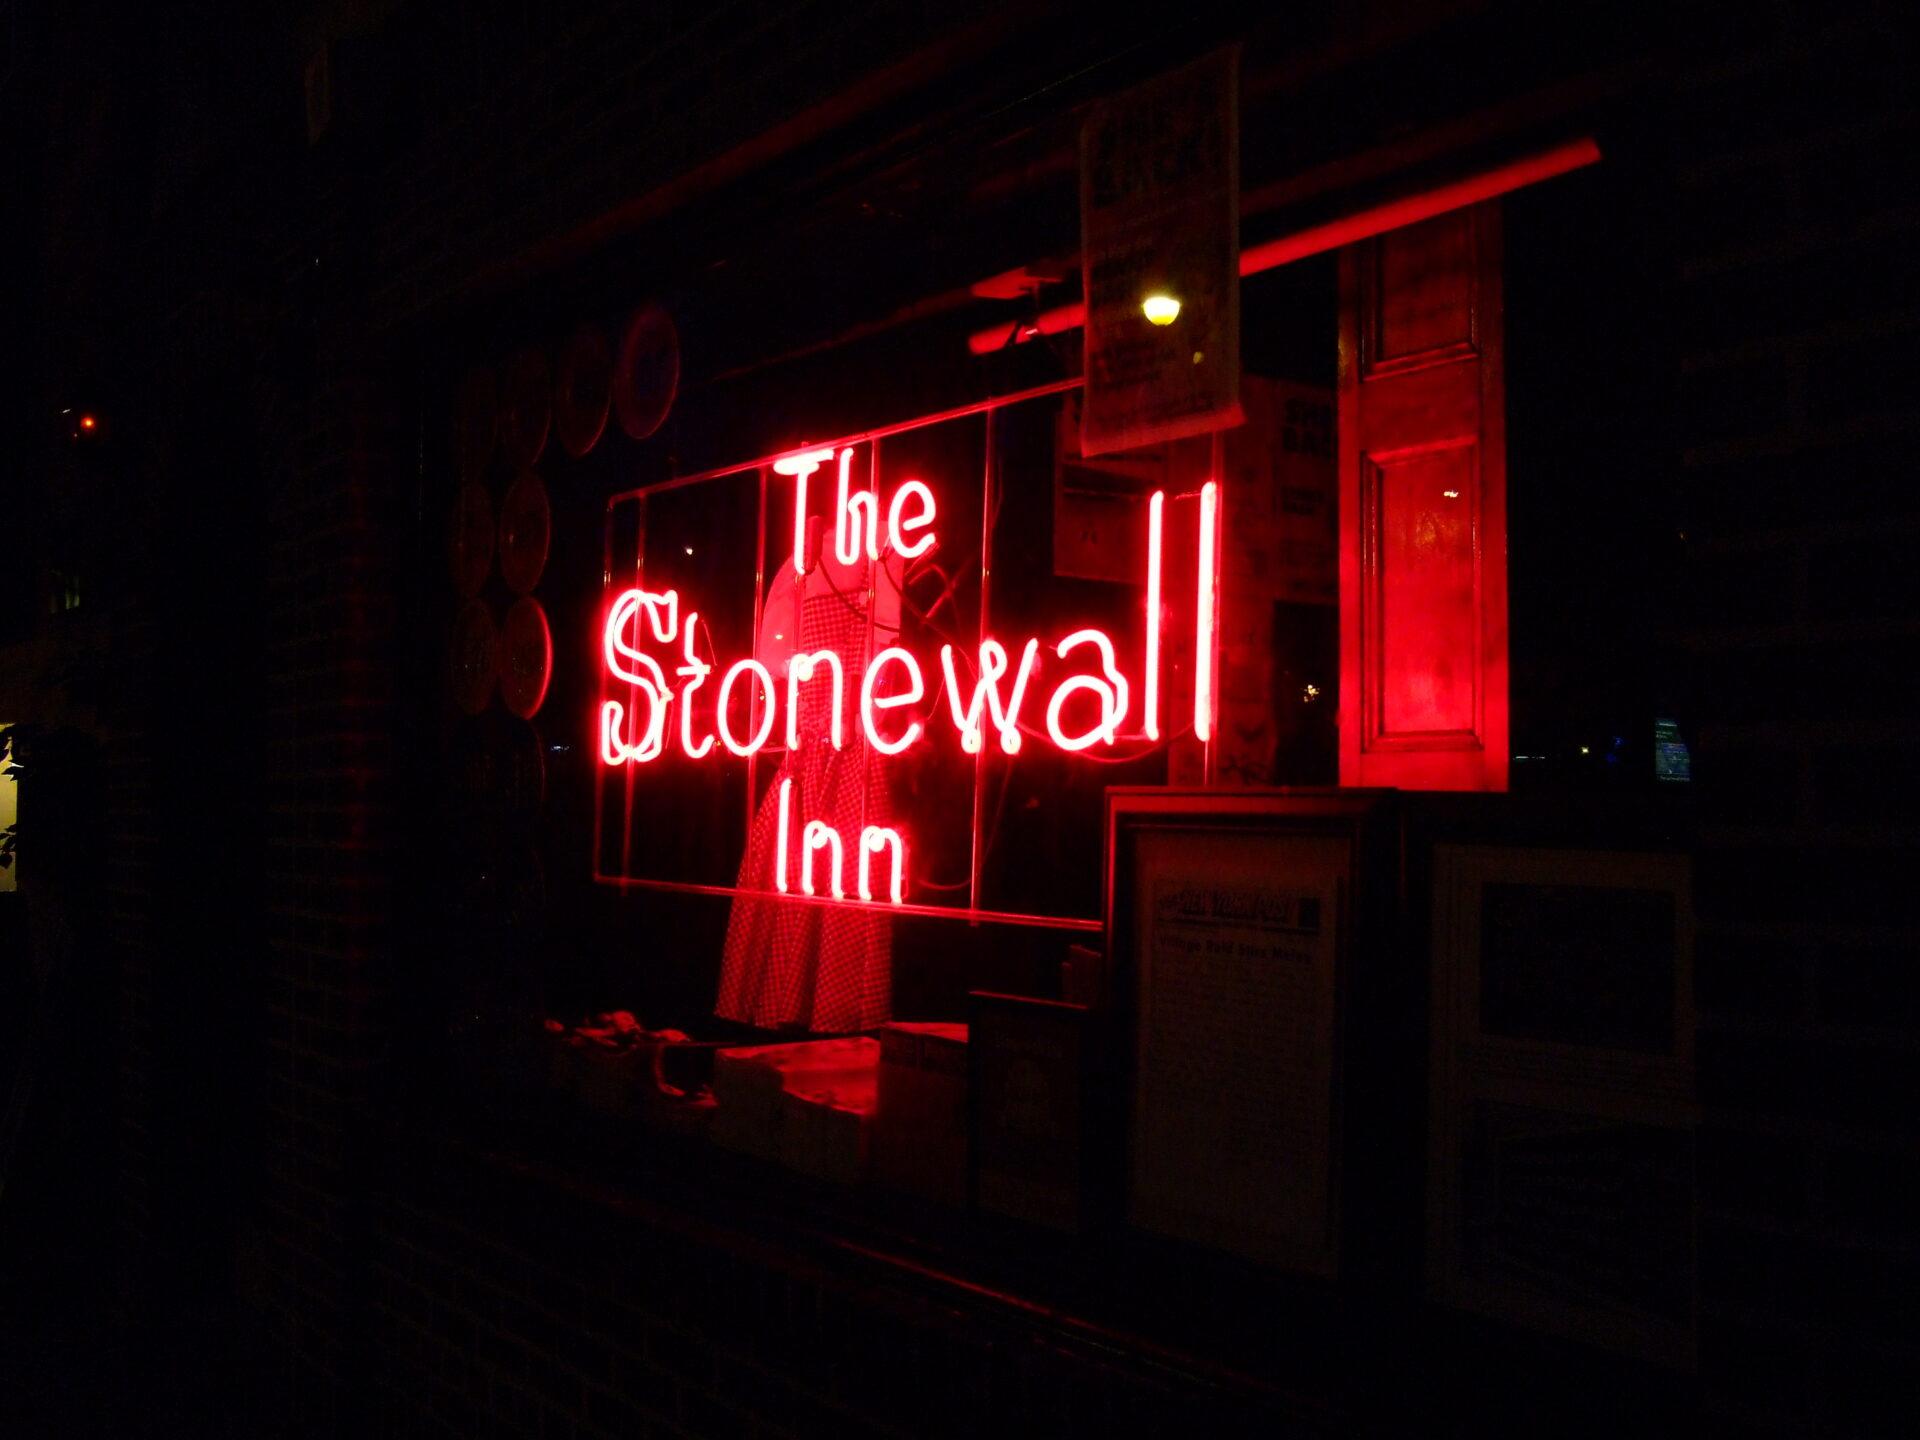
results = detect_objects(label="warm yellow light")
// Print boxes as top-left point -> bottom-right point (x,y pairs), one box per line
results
1141,294 -> 1181,325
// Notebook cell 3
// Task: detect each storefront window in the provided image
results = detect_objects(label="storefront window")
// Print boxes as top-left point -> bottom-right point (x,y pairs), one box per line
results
431,140 -> 1678,1030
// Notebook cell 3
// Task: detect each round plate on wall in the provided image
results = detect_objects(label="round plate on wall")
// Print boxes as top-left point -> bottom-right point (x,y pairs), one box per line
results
451,600 -> 498,715
499,346 -> 552,466
497,596 -> 553,719
613,302 -> 680,441
449,482 -> 495,597
554,325 -> 613,458
452,366 -> 497,483
497,469 -> 551,595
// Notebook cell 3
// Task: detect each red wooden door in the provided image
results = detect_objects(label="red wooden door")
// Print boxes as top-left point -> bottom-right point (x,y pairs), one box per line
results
1337,201 -> 1508,792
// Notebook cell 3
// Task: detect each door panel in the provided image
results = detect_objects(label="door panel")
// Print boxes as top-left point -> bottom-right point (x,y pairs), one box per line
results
1340,202 -> 1508,791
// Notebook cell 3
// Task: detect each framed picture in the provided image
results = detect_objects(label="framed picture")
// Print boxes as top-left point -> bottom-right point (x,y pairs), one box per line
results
968,991 -> 1092,1232
1105,788 -> 1400,1278
1427,844 -> 1697,1365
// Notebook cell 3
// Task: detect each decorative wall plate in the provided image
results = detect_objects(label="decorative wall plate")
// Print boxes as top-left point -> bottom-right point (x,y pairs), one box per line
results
497,595 -> 553,719
613,301 -> 680,441
449,481 -> 495,597
497,468 -> 551,595
555,324 -> 613,458
499,346 -> 552,466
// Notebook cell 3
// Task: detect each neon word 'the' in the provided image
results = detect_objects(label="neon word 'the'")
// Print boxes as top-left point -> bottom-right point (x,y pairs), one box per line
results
602,447 -> 1220,908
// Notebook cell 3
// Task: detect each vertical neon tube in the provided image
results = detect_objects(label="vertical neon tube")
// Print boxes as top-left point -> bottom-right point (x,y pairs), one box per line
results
1145,489 -> 1164,742
774,448 -> 834,575
859,827 -> 906,905
834,446 -> 879,564
1195,479 -> 1219,744
801,821 -> 844,900
793,467 -> 810,575
835,447 -> 857,565
678,611 -> 715,759
774,778 -> 792,894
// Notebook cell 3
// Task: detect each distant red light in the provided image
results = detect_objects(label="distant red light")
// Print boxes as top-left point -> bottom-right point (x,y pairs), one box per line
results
79,415 -> 96,431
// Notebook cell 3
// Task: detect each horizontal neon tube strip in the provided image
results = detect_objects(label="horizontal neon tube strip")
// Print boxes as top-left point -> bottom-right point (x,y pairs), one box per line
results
967,136 -> 1601,355
588,871 -> 1105,933
605,377 -> 1082,505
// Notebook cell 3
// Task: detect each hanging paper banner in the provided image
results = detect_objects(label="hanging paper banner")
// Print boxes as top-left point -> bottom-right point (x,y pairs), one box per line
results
1079,46 -> 1242,457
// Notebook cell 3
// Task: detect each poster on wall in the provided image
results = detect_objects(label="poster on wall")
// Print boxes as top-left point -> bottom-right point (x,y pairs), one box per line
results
1427,845 -> 1698,1364
1106,790 -> 1385,1277
1079,46 -> 1242,457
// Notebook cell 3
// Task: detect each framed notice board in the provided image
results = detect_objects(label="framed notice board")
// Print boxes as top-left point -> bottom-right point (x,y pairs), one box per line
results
1427,844 -> 1697,1365
1105,789 -> 1403,1280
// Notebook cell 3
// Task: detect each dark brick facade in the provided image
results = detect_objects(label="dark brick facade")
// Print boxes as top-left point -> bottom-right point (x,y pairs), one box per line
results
366,1141 -> 1336,1439
1673,6 -> 1920,1433
9,2 -> 1917,1436
252,358 -> 404,1425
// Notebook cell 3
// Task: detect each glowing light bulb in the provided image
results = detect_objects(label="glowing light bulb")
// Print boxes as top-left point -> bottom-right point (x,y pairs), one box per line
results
1141,295 -> 1181,326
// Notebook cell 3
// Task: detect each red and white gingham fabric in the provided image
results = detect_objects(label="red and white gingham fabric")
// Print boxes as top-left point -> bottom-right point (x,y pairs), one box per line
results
716,588 -> 891,1033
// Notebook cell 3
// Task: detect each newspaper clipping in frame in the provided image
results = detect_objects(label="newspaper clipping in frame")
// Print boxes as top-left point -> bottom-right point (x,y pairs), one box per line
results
1080,47 -> 1242,457
1126,827 -> 1345,1274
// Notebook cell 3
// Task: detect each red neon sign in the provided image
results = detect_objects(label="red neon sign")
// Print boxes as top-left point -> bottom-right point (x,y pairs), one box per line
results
595,383 -> 1222,924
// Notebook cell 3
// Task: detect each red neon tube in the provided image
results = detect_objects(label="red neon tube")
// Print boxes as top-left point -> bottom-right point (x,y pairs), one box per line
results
1144,490 -> 1164,741
966,137 -> 1601,355
591,872 -> 1105,933
1194,481 -> 1218,744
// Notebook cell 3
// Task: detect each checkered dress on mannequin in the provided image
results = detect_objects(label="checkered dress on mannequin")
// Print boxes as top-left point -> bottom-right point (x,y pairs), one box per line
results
716,587 -> 892,1033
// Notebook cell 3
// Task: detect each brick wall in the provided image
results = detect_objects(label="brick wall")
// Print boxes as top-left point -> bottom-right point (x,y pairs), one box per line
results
353,0 -> 1054,326
366,1142 -> 1329,1440
1673,3 -> 1920,1432
254,352 -> 405,1426
240,11 -> 1090,1436
103,579 -> 159,1317
242,7 -> 1086,1432
63,1 -> 1920,1433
